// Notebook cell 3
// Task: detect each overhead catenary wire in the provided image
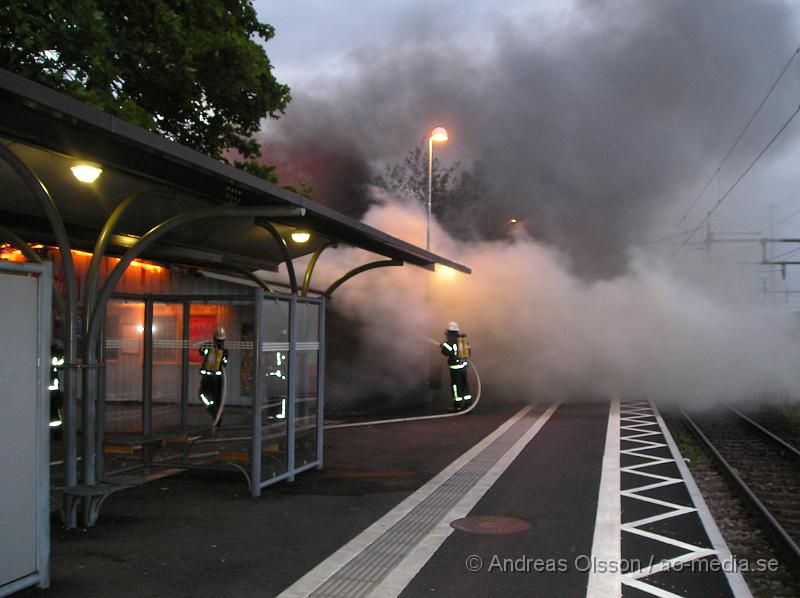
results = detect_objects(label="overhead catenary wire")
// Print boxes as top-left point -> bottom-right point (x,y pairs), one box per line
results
771,245 -> 800,261
771,205 -> 800,230
676,103 -> 800,255
676,46 -> 800,228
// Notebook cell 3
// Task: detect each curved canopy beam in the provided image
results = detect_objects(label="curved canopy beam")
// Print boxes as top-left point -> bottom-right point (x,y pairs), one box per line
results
0,224 -> 42,263
0,224 -> 66,321
84,188 -> 174,321
303,242 -> 336,297
88,206 -> 305,349
228,264 -> 276,294
256,219 -> 297,295
324,259 -> 403,298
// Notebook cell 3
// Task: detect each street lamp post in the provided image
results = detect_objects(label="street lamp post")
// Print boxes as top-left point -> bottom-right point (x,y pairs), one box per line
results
427,126 -> 448,251
424,126 -> 448,410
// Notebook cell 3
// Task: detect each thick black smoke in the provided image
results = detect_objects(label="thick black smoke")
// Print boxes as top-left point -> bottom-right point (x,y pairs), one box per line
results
264,0 -> 800,275
258,1 -> 800,409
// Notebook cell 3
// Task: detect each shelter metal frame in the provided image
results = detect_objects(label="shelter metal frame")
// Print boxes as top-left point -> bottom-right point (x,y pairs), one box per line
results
0,140 -> 423,528
99,289 -> 325,499
0,69 -> 470,528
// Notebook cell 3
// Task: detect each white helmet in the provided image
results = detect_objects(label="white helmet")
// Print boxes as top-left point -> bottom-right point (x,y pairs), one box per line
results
446,321 -> 460,332
214,326 -> 226,341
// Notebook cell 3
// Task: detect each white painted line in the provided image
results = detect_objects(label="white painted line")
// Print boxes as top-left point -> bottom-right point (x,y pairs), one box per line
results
586,399 -> 621,598
652,405 -> 753,598
624,548 -> 718,580
370,403 -> 560,597
278,404 -> 542,598
622,577 -> 684,598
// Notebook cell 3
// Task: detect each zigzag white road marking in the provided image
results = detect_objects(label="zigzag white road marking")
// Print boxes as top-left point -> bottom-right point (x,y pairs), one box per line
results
623,479 -> 683,494
619,401 -> 719,597
623,576 -> 687,598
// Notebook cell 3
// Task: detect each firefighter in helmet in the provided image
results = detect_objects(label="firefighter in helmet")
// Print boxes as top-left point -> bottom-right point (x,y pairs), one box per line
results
198,325 -> 229,423
441,321 -> 472,411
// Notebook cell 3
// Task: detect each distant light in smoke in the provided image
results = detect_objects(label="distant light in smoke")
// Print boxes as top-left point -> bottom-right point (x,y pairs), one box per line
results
509,218 -> 518,224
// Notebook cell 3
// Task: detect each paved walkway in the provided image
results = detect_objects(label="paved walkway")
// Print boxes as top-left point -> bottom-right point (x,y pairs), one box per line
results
27,400 -> 752,597
282,401 -> 750,598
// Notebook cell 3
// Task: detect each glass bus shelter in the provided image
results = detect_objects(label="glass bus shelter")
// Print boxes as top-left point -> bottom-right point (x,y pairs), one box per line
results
100,288 -> 324,496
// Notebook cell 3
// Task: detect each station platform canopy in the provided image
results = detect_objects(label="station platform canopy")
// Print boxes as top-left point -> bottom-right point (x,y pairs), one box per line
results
0,68 -> 471,530
0,68 -> 470,280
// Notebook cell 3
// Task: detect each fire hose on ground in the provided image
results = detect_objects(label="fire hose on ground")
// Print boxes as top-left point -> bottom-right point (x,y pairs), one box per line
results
324,360 -> 482,430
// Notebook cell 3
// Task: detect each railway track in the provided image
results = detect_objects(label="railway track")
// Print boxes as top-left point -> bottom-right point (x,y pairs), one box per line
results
681,406 -> 800,566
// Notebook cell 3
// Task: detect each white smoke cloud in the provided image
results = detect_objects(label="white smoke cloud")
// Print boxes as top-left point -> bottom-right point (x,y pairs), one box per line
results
318,191 -> 800,406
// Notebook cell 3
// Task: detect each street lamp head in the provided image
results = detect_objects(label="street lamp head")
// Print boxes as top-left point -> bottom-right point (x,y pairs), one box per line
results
429,126 -> 449,143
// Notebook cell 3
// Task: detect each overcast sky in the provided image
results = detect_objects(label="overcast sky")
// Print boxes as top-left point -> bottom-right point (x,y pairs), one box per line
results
253,1 -> 800,285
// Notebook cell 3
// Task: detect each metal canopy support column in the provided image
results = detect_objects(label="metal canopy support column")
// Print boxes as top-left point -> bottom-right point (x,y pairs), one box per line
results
316,297 -> 326,468
251,288 -> 264,497
142,300 -> 154,474
180,303 -> 190,430
0,145 -> 80,520
95,310 -> 107,479
287,296 -> 298,481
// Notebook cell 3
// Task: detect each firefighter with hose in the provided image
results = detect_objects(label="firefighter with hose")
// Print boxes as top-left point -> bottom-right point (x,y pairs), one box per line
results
198,325 -> 228,425
441,321 -> 472,411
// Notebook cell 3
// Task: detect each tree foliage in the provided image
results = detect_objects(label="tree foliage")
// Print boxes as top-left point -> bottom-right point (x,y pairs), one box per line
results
374,142 -> 507,239
374,142 -> 460,219
1,0 -> 290,179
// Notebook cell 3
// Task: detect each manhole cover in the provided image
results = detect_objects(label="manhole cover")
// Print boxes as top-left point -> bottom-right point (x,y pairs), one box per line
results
450,515 -> 531,535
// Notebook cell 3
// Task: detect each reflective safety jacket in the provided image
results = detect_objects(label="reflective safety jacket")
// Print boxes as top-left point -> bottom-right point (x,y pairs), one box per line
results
441,334 -> 470,370
199,346 -> 228,376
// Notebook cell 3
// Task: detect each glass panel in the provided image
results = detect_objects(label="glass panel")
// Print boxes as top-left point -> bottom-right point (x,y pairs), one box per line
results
297,300 -> 319,343
188,301 -> 253,430
104,300 -> 144,434
295,301 -> 319,465
151,302 -> 183,432
261,298 -> 289,481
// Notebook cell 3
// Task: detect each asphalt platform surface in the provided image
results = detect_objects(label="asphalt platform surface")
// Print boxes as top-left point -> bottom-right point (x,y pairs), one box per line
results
399,401 -> 608,598
20,403 -> 519,598
18,400 -> 745,598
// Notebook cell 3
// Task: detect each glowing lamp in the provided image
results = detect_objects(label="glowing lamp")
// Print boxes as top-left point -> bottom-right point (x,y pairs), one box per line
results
509,218 -> 518,224
291,231 -> 311,244
70,163 -> 103,183
436,264 -> 457,281
429,126 -> 449,143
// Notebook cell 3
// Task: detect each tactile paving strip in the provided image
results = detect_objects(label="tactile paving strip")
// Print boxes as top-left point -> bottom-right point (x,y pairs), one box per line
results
308,410 -> 542,598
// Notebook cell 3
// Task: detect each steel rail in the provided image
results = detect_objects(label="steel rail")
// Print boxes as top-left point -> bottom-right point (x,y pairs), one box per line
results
680,409 -> 800,565
725,405 -> 800,459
